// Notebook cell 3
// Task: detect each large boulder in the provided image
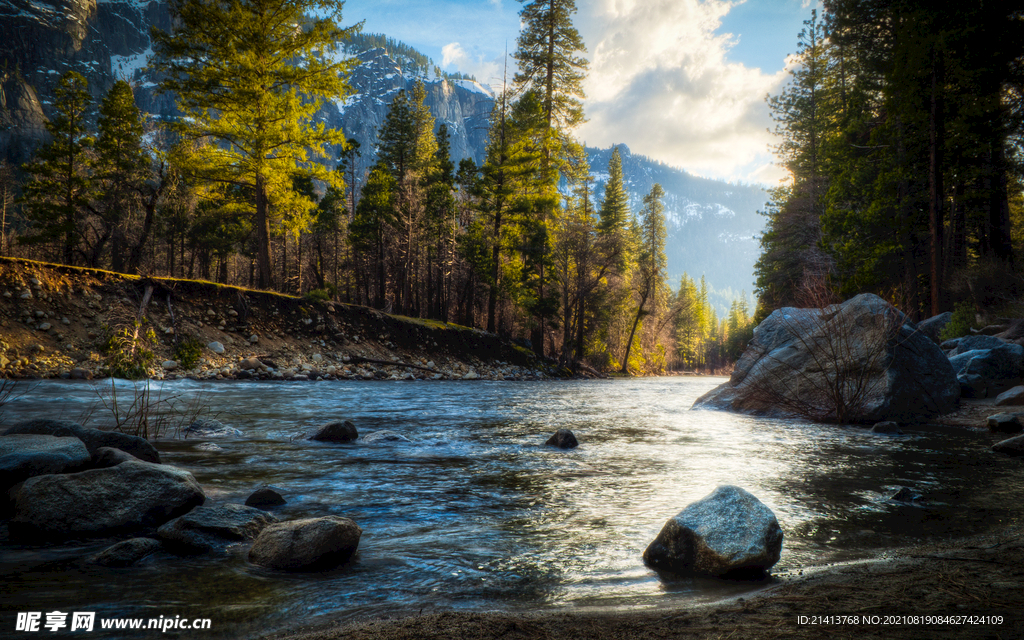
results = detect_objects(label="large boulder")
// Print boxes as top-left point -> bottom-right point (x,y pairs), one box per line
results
643,486 -> 783,577
9,460 -> 205,540
3,419 -> 160,463
0,435 -> 91,490
3,419 -> 82,438
916,312 -> 952,344
248,516 -> 362,571
693,294 -> 960,423
157,503 -> 277,553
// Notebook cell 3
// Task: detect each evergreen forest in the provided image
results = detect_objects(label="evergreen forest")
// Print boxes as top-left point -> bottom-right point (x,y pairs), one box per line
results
4,0 -> 1020,374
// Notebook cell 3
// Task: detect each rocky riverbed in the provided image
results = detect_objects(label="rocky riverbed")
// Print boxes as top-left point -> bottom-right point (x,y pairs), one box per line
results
0,258 -> 563,382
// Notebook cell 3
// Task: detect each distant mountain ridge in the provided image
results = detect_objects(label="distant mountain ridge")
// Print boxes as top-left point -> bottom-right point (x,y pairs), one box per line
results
587,145 -> 767,307
0,0 -> 767,305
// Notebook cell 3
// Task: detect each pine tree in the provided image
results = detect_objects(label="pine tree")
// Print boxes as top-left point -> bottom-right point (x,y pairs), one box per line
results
151,0 -> 358,290
94,80 -> 151,272
598,146 -> 629,235
513,0 -> 589,133
20,71 -> 93,265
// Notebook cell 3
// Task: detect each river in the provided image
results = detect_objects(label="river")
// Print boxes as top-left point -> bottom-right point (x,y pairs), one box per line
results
2,377 -> 1022,637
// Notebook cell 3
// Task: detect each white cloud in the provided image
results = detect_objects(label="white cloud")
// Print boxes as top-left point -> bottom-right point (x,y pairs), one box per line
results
441,41 -> 512,88
576,0 -> 791,184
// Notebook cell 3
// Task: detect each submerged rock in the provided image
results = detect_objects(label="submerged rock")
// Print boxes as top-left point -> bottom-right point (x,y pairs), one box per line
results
890,487 -> 923,502
871,421 -> 903,435
88,538 -> 163,567
183,418 -> 243,439
157,503 -> 277,553
245,485 -> 286,508
546,429 -> 579,449
643,485 -> 783,577
248,516 -> 362,571
693,294 -> 959,423
9,460 -> 205,539
309,421 -> 358,443
361,430 -> 410,443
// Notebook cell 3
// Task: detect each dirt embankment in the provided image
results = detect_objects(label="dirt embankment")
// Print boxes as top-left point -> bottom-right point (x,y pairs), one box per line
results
0,258 -> 564,382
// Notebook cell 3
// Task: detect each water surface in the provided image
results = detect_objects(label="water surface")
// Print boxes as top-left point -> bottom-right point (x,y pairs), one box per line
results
2,377 -> 1021,637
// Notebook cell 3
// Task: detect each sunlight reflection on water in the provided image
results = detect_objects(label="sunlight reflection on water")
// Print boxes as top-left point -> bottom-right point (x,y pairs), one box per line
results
2,377 -> 1022,636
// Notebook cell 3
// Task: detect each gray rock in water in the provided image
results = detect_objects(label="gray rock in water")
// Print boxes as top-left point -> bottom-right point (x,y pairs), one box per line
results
916,312 -> 952,344
993,435 -> 1024,456
987,413 -> 1024,434
890,487 -> 922,502
157,503 -> 277,553
194,443 -> 223,452
88,538 -> 162,567
871,421 -> 903,435
309,421 -> 358,443
642,485 -> 783,577
184,418 -> 243,439
248,516 -> 362,571
0,434 -> 91,490
9,460 -> 205,540
245,485 -> 286,508
995,386 -> 1024,407
90,446 -> 139,468
546,429 -> 579,449
693,294 -> 960,423
75,428 -> 160,463
362,430 -> 410,443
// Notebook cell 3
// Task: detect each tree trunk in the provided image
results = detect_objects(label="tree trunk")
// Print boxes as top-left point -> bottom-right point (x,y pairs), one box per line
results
255,179 -> 273,289
928,46 -> 945,315
621,291 -> 648,374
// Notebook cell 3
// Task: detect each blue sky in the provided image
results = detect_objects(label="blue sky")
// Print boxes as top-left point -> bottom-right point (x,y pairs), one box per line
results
340,0 -> 817,184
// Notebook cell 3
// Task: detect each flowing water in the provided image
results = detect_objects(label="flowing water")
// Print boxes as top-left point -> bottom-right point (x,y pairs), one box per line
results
2,377 -> 1023,638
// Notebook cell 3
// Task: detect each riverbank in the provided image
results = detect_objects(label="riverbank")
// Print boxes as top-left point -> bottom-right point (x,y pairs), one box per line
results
268,528 -> 1024,640
0,257 -> 568,382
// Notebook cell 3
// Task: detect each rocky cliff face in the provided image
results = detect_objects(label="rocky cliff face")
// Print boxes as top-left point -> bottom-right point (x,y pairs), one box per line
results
0,0 -> 494,172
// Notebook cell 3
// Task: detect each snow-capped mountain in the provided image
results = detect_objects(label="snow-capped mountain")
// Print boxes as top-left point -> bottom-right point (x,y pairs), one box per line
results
587,145 -> 767,301
0,0 -> 767,300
